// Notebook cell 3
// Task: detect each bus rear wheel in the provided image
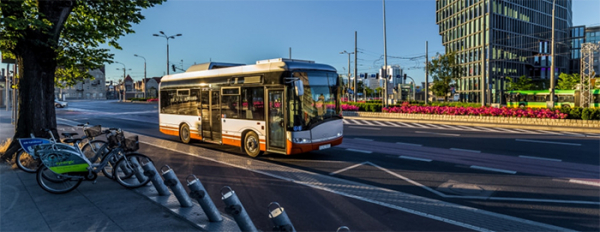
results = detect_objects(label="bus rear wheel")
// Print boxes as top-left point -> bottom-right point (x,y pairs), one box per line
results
179,124 -> 191,144
244,131 -> 263,158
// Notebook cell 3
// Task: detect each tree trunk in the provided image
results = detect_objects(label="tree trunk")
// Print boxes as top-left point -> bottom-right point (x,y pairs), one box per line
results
2,40 -> 58,161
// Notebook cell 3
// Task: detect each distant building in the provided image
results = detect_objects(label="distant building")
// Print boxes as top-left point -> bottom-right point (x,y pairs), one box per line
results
134,77 -> 161,98
55,67 -> 106,100
436,0 -> 573,103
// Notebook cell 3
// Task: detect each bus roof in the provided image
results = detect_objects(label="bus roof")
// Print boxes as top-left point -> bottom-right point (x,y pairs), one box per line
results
162,58 -> 336,84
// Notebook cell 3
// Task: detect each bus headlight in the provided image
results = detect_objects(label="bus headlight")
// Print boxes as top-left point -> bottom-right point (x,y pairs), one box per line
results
292,138 -> 311,144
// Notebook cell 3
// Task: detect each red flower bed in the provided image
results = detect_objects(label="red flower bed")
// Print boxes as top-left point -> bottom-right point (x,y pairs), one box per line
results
383,102 -> 567,119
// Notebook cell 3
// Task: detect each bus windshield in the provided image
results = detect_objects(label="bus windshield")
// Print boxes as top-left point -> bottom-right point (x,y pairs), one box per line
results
288,70 -> 341,130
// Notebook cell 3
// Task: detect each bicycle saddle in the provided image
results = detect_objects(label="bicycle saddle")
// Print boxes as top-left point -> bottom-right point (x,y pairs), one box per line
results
63,138 -> 83,144
61,132 -> 79,137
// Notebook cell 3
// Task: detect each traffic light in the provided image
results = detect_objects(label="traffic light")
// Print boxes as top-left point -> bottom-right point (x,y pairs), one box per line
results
364,73 -> 368,79
403,74 -> 407,81
375,73 -> 379,79
172,64 -> 176,72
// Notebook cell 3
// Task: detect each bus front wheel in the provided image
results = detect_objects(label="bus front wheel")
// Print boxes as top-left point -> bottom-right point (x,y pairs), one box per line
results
179,124 -> 191,144
244,131 -> 263,158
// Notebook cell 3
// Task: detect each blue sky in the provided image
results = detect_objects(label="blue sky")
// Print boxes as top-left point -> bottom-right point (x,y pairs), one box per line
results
102,0 -> 600,85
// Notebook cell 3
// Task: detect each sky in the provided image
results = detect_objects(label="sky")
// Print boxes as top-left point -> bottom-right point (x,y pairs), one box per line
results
97,0 -> 599,85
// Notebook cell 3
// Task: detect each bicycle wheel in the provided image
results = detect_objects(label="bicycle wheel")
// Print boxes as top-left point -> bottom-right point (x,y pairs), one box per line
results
81,140 -> 108,162
16,149 -> 40,173
113,153 -> 151,188
36,166 -> 83,194
100,152 -> 122,179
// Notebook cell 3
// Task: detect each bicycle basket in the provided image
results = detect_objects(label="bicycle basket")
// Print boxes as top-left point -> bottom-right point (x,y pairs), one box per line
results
123,136 -> 139,152
107,131 -> 125,149
84,125 -> 103,137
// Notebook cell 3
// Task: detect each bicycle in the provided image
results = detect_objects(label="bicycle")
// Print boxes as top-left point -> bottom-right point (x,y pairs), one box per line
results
16,129 -> 82,173
16,124 -> 113,175
35,128 -> 152,194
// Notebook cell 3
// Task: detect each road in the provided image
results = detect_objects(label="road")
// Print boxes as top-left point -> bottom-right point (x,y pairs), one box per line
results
56,100 -> 600,231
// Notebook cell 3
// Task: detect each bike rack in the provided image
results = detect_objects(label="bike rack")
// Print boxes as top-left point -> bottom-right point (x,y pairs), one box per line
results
337,226 -> 350,232
130,157 -> 147,183
142,161 -> 171,196
221,186 -> 258,232
161,165 -> 193,207
187,175 -> 222,222
268,202 -> 296,232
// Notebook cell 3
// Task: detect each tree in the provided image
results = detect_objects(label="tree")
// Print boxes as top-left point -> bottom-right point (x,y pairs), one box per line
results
557,73 -> 580,90
505,75 -> 535,90
0,0 -> 165,161
426,52 -> 462,101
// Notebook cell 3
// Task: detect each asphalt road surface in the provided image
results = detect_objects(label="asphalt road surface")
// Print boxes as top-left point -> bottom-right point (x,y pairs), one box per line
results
55,100 -> 600,231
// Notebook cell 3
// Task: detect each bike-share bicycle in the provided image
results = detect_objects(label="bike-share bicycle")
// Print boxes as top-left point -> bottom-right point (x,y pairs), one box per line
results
35,128 -> 152,194
16,124 -> 109,173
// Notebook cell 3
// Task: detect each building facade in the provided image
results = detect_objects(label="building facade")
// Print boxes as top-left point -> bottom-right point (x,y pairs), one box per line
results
55,67 -> 106,100
436,0 -> 572,103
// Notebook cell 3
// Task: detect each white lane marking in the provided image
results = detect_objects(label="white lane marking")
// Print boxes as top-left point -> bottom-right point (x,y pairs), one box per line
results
348,126 -> 381,130
381,121 -> 399,127
415,131 -> 460,136
518,155 -> 562,162
568,179 -> 600,187
586,135 -> 600,138
353,138 -> 374,141
492,127 -> 520,133
558,132 -> 586,137
399,156 -> 432,162
361,120 -> 376,126
345,148 -> 372,154
535,130 -> 564,135
395,142 -> 422,147
427,124 -> 446,129
329,161 -> 369,175
515,139 -> 581,146
450,148 -> 481,153
470,165 -> 517,174
453,125 -> 480,131
395,122 -> 417,128
410,123 -> 430,128
371,121 -> 388,126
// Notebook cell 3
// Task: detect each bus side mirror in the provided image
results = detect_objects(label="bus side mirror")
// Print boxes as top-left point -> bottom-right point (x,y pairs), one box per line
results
295,80 -> 304,96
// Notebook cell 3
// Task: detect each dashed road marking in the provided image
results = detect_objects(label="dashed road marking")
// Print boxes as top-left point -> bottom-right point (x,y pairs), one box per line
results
450,148 -> 481,153
399,156 -> 432,162
345,148 -> 372,154
415,131 -> 460,136
395,142 -> 422,147
515,139 -> 581,146
518,155 -> 562,162
470,165 -> 517,174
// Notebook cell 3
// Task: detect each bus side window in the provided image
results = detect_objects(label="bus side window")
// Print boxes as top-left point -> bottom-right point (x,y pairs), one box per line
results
221,95 -> 240,119
241,87 -> 265,121
160,90 -> 177,114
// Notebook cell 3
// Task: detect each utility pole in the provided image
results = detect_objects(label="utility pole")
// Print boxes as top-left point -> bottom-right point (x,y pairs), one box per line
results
480,4 -> 487,107
425,41 -> 429,104
289,47 -> 292,59
548,0 -> 556,108
354,31 -> 358,102
340,50 -> 354,101
382,0 -> 389,107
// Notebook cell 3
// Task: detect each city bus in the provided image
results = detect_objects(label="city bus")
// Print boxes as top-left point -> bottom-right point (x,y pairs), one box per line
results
158,58 -> 343,157
505,89 -> 600,108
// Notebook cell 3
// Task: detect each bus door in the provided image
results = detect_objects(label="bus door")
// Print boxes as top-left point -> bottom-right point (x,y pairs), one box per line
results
200,89 -> 222,143
266,88 -> 285,151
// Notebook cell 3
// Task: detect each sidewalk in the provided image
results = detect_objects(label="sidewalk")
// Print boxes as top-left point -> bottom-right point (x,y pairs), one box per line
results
0,109 -> 200,232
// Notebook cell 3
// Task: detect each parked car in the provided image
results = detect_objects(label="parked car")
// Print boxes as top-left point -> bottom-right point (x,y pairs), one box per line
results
54,99 -> 68,108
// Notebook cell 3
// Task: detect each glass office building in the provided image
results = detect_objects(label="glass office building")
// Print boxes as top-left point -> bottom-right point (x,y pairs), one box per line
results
436,0 -> 572,103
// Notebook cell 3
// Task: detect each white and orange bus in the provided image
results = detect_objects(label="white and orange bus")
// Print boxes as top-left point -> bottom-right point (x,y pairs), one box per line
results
159,58 -> 343,157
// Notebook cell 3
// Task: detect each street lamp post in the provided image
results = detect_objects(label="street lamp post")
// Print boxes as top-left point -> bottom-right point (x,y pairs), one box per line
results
548,0 -> 556,108
114,61 -> 128,101
382,0 -> 389,107
134,54 -> 147,98
153,31 -> 182,76
340,50 -> 355,102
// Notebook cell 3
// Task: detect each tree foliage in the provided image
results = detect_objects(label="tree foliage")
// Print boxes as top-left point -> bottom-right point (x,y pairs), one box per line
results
557,73 -> 580,90
505,75 -> 535,91
426,52 -> 462,100
0,0 -> 165,160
